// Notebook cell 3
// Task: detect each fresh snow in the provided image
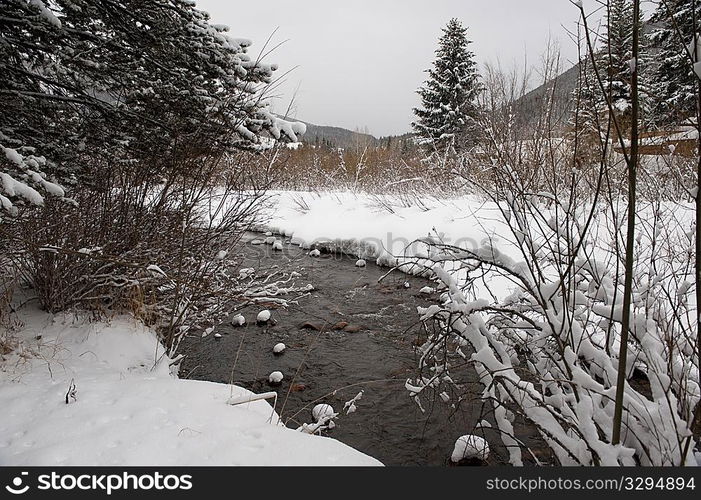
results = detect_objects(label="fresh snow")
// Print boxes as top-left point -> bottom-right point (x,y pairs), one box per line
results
256,309 -> 271,323
268,371 -> 283,384
262,190 -> 507,269
343,391 -> 363,415
451,435 -> 490,462
255,190 -> 699,466
238,267 -> 255,279
146,264 -> 167,277
312,404 -> 336,422
0,307 -> 380,465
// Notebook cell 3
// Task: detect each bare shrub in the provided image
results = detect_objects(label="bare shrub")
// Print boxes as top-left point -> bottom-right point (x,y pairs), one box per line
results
1,146 -> 272,355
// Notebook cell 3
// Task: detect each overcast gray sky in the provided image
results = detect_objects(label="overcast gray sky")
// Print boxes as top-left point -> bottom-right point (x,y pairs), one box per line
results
196,0 -> 602,137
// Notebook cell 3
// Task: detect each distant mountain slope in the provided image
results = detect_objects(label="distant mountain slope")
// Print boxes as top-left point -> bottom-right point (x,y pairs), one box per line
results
513,22 -> 659,133
510,62 -> 579,133
276,116 -> 378,148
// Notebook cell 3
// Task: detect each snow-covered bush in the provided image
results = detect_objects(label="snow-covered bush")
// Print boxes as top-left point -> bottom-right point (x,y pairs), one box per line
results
3,157 -> 263,350
404,31 -> 699,464
410,186 -> 698,465
0,0 -> 307,355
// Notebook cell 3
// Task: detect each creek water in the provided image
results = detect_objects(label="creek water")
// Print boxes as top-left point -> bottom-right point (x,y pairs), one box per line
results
179,233 -> 547,465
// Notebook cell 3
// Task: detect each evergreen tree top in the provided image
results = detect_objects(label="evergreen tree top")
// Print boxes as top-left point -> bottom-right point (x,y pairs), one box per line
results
412,18 -> 482,151
647,0 -> 701,124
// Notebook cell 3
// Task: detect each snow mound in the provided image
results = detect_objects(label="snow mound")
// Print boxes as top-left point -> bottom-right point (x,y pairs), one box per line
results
312,404 -> 337,429
450,435 -> 490,462
268,371 -> 283,384
0,308 -> 380,466
312,404 -> 335,422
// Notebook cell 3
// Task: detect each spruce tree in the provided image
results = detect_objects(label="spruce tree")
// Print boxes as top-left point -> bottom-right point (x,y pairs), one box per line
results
0,0 -> 303,211
575,0 -> 647,131
412,18 -> 482,152
647,0 -> 701,125
601,0 -> 638,113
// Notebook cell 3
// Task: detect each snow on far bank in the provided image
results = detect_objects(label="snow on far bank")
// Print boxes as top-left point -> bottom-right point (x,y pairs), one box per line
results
260,190 -> 521,301
0,307 -> 381,466
262,191 -> 508,266
259,191 -> 695,301
260,190 -> 694,263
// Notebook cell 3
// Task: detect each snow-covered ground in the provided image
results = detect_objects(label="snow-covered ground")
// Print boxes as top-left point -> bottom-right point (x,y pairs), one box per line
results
0,306 -> 380,466
263,190 -> 508,264
261,190 -> 537,303
261,190 -> 695,293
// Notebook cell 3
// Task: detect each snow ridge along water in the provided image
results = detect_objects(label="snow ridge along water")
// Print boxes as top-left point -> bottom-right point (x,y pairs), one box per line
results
0,306 -> 381,466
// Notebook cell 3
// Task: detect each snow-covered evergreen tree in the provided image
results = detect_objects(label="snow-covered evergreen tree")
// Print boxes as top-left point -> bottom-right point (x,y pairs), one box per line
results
647,0 -> 701,125
573,0 -> 652,135
569,56 -> 603,161
412,18 -> 482,152
0,0 -> 304,213
602,0 -> 638,112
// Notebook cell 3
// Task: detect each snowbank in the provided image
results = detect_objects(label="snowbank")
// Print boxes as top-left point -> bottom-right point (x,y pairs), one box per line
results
260,191 -> 521,301
260,190 -> 695,301
263,190 -> 508,265
0,307 -> 381,466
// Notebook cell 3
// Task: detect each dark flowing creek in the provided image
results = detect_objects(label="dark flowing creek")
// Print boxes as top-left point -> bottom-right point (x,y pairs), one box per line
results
179,233 -> 548,465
